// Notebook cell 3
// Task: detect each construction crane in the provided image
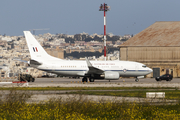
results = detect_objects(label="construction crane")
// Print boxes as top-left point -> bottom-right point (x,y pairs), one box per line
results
30,28 -> 50,35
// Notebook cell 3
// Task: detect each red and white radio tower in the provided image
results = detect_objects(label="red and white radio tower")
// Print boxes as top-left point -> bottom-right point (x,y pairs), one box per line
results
99,3 -> 110,61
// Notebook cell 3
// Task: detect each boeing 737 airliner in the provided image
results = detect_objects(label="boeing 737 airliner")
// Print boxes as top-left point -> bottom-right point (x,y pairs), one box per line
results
23,31 -> 152,82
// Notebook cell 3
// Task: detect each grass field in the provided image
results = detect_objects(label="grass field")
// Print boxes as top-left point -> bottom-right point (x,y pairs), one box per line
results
0,87 -> 179,99
0,87 -> 180,119
68,90 -> 180,100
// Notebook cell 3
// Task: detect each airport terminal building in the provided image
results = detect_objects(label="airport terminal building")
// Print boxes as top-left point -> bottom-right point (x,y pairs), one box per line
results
120,21 -> 180,78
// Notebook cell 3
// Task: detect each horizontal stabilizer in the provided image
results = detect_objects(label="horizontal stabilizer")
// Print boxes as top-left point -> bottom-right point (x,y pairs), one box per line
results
13,58 -> 28,63
30,59 -> 42,65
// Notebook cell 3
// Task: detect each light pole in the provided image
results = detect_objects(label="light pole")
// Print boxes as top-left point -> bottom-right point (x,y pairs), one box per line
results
99,3 -> 110,61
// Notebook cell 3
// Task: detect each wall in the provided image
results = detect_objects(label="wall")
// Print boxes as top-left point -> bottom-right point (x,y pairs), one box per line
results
120,46 -> 180,78
120,47 -> 180,62
45,48 -> 64,59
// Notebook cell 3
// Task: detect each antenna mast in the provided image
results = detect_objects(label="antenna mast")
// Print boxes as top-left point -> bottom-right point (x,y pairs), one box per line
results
99,3 -> 110,61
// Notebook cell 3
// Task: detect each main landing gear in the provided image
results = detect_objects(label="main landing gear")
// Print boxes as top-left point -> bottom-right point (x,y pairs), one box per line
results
89,77 -> 94,82
82,77 -> 95,82
82,77 -> 88,82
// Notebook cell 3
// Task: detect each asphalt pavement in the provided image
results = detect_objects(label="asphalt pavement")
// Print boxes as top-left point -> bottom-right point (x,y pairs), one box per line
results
5,77 -> 180,88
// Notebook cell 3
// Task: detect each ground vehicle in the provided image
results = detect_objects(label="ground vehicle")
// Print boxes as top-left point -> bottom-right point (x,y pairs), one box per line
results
155,74 -> 173,81
19,74 -> 35,82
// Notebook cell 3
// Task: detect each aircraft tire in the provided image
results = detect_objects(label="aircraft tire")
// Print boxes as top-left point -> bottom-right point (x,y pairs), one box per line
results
85,77 -> 87,82
89,78 -> 94,82
82,77 -> 87,82
135,78 -> 139,82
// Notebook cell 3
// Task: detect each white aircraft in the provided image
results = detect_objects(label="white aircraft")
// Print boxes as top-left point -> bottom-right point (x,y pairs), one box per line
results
23,31 -> 152,82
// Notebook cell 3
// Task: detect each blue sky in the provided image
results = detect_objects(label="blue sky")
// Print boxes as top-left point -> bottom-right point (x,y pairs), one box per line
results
0,0 -> 180,36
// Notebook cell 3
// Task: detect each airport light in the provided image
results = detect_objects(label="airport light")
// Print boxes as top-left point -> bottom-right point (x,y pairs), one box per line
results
99,3 -> 110,61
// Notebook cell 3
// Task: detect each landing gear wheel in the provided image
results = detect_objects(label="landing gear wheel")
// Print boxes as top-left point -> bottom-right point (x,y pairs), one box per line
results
135,78 -> 139,82
89,78 -> 94,82
82,77 -> 87,82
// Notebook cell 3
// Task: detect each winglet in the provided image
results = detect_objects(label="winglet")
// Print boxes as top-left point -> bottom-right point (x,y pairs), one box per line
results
85,57 -> 104,74
85,57 -> 92,67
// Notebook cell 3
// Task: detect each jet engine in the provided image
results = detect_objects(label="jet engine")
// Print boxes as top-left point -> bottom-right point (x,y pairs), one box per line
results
101,71 -> 120,80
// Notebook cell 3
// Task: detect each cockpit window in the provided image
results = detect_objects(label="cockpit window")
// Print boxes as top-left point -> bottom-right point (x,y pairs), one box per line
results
142,65 -> 146,68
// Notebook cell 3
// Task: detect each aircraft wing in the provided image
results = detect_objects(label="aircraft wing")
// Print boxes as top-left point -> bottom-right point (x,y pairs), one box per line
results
85,58 -> 104,74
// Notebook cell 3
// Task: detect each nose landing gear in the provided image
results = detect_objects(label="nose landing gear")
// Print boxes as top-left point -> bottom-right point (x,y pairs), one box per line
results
135,78 -> 139,82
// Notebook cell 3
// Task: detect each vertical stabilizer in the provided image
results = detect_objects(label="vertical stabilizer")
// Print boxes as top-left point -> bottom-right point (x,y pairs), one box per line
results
24,31 -> 60,61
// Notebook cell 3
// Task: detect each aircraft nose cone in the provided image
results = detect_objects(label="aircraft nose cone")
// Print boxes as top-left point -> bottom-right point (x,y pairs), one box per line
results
148,67 -> 153,73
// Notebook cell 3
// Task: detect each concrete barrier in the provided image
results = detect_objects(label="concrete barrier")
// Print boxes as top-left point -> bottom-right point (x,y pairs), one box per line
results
146,92 -> 165,98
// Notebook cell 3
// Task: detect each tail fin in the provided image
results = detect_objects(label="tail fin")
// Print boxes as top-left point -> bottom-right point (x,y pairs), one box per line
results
24,31 -> 61,61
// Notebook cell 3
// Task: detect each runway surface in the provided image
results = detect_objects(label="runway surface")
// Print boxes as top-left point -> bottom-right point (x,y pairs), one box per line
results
3,77 -> 179,88
33,77 -> 180,84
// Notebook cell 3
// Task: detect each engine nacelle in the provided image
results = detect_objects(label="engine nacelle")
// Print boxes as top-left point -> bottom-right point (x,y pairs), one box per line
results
101,71 -> 120,80
137,76 -> 144,79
